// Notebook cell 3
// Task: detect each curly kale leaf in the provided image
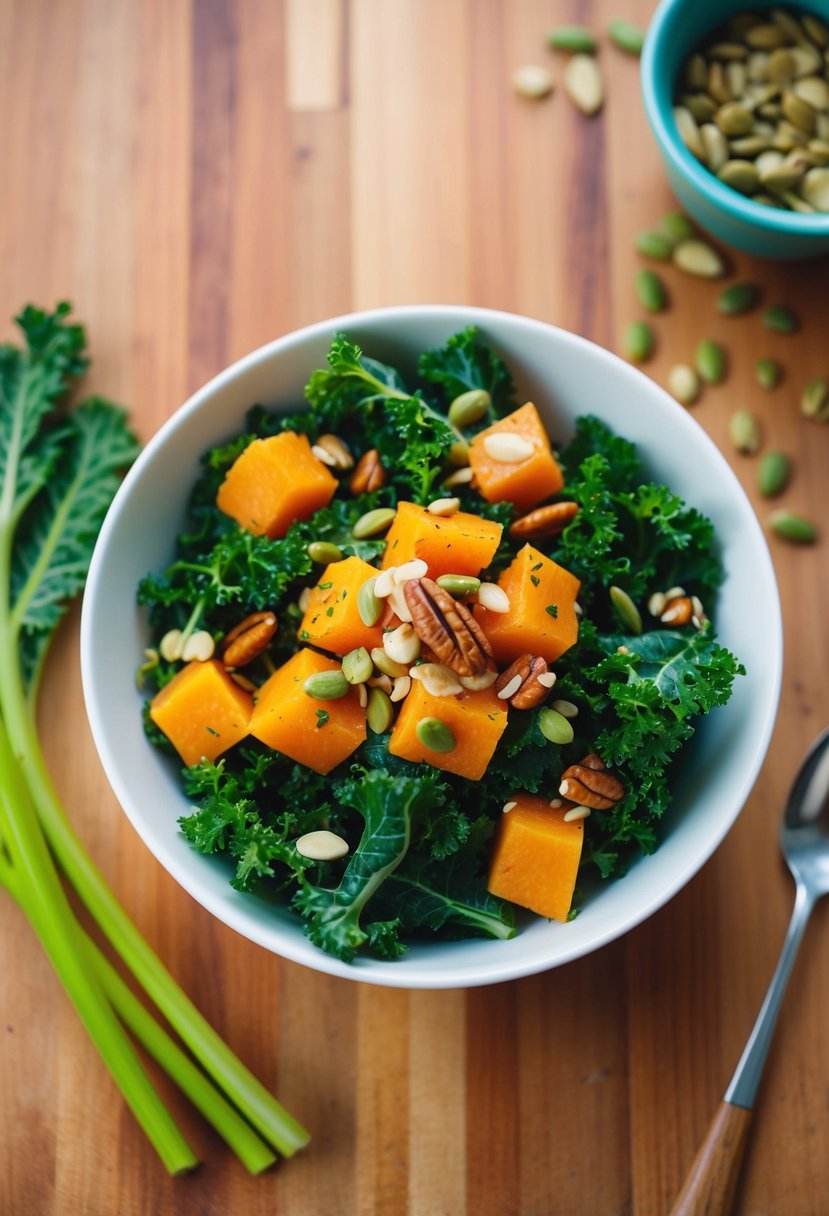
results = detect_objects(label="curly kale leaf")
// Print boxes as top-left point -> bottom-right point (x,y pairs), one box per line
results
417,326 -> 516,418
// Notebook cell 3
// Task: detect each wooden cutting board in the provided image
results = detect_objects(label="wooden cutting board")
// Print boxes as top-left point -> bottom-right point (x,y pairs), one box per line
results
1,2 -> 827,1213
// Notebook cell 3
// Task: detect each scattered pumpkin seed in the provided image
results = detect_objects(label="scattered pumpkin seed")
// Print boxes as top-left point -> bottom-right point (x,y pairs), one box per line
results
352,507 -> 397,538
660,211 -> 696,243
672,238 -> 725,277
609,585 -> 643,634
635,230 -> 673,259
729,408 -> 761,454
366,688 -> 394,734
371,647 -> 409,680
415,716 -> 457,753
435,574 -> 482,598
512,64 -> 554,100
608,17 -> 645,55
758,451 -> 790,497
357,576 -> 384,627
448,388 -> 491,428
547,24 -> 596,54
304,669 -> 350,700
717,281 -> 761,315
756,357 -> 781,390
295,830 -> 349,862
695,338 -> 726,385
635,269 -> 668,312
769,510 -> 817,544
342,646 -> 373,685
624,320 -> 654,363
668,363 -> 701,406
307,540 -> 343,564
538,707 -> 575,746
763,303 -> 799,333
801,376 -> 829,422
564,53 -> 604,115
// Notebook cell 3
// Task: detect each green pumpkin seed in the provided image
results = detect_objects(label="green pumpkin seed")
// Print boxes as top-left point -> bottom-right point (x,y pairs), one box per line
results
358,576 -> 384,627
668,364 -> 701,406
352,507 -> 397,539
685,53 -> 708,91
538,707 -> 575,746
808,140 -> 829,168
758,451 -> 790,497
304,670 -> 350,700
708,61 -> 732,105
763,304 -> 799,333
779,190 -> 816,212
708,41 -> 748,61
801,377 -> 829,422
635,230 -> 673,260
782,89 -> 817,135
415,716 -> 457,753
701,122 -> 729,171
695,338 -> 726,385
802,167 -> 829,212
682,92 -> 718,124
715,102 -> 754,136
769,510 -> 817,544
342,646 -> 373,685
770,7 -> 804,44
608,17 -> 645,55
794,78 -> 829,113
635,269 -> 667,313
448,438 -> 470,467
308,540 -> 343,564
756,357 -> 781,390
672,239 -> 725,278
730,408 -> 761,454
448,388 -> 491,428
717,282 -> 760,316
718,159 -> 760,194
366,687 -> 394,734
761,162 -> 806,191
726,62 -> 748,98
745,23 -> 789,50
624,320 -> 654,363
435,574 -> 482,598
370,647 -> 409,679
767,47 -> 796,84
730,135 -> 773,157
674,105 -> 705,159
609,585 -> 642,634
547,24 -> 596,53
802,15 -> 829,48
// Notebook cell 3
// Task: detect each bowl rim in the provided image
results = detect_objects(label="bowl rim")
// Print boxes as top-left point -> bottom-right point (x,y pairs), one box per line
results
641,0 -> 829,236
81,304 -> 784,988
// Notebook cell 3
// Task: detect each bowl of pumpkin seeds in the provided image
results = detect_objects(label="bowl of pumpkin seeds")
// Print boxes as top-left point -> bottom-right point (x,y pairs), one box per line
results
642,0 -> 829,258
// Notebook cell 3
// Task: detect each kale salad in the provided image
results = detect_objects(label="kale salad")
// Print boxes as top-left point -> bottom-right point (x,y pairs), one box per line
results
138,328 -> 743,963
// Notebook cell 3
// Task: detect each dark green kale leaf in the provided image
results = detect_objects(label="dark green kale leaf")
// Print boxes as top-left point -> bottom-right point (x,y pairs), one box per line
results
418,326 -> 515,418
305,334 -> 411,429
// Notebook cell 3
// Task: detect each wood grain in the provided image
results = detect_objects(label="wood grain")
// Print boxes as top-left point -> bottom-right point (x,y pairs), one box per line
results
1,1 -> 828,1213
670,1102 -> 753,1216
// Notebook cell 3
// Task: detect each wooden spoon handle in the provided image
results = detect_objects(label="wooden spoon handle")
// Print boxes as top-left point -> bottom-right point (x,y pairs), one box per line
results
669,1101 -> 752,1216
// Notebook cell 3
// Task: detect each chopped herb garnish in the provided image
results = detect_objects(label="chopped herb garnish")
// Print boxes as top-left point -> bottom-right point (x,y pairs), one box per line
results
315,710 -> 329,729
546,604 -> 558,618
530,575 -> 540,587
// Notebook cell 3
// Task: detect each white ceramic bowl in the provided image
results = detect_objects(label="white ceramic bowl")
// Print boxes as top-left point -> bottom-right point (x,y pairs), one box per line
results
81,306 -> 782,989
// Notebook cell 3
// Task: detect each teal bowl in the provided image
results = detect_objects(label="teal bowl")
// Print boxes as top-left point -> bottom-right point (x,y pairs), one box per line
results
641,0 -> 829,259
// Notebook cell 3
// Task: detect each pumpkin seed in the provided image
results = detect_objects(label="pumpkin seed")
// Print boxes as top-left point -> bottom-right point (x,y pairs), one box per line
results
159,628 -> 184,662
770,7 -> 805,44
708,41 -> 749,61
790,44 -> 823,78
609,585 -> 642,634
635,269 -> 667,313
729,408 -> 761,454
512,64 -> 554,100
695,338 -> 726,385
435,574 -> 481,598
352,507 -> 396,538
624,320 -> 654,363
718,158 -> 760,193
730,134 -> 773,157
763,304 -> 799,333
758,451 -> 790,497
426,496 -> 461,517
442,465 -> 474,489
635,230 -> 673,260
538,707 -> 575,746
808,139 -> 829,166
448,387 -> 491,428
746,23 -> 789,50
342,646 -> 373,685
550,699 -> 579,719
756,357 -> 781,390
717,281 -> 760,315
371,647 -> 409,679
747,51 -> 770,82
357,576 -> 384,627
672,239 -> 725,277
685,53 -> 708,91
761,162 -> 806,191
726,61 -> 748,98
803,15 -> 829,49
307,540 -> 344,564
660,211 -> 695,243
769,510 -> 817,544
564,54 -> 604,115
701,122 -> 729,170
608,17 -> 644,55
304,669 -> 350,700
779,189 -> 816,212
477,582 -> 510,613
715,101 -> 754,136
682,92 -> 719,123
783,88 -> 818,134
668,363 -> 701,406
708,61 -> 732,105
794,77 -> 829,113
295,831 -> 349,862
767,47 -> 796,84
756,149 -> 786,176
801,377 -> 829,422
801,166 -> 829,210
448,438 -> 470,466
548,24 -> 596,53
415,716 -> 457,753
366,688 -> 394,734
674,105 -> 705,158
483,432 -> 534,463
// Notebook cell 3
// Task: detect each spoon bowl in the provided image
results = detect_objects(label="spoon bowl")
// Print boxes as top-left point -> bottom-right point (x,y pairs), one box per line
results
783,727 -> 829,893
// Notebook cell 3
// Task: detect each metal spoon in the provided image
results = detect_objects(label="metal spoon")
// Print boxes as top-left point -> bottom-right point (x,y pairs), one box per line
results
671,726 -> 829,1215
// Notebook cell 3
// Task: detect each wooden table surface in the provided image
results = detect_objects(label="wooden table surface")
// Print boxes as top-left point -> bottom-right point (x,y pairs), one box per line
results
2,2 -> 828,1213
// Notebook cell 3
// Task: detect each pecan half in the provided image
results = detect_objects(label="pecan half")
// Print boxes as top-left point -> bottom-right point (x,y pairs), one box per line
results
494,653 -> 554,709
350,448 -> 386,494
559,754 -> 624,810
404,577 -> 492,677
222,611 -> 278,668
509,501 -> 579,541
315,433 -> 354,470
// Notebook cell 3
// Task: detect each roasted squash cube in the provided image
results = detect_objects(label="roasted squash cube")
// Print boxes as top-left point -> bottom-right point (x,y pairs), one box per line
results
216,431 -> 337,538
249,648 -> 366,774
298,556 -> 385,655
487,795 -> 584,922
469,402 -> 564,513
475,543 -> 580,665
388,679 -> 507,781
150,659 -> 252,767
381,501 -> 503,579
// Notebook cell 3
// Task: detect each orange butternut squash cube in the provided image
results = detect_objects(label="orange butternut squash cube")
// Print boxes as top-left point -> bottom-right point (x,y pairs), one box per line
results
216,431 -> 337,538
469,402 -> 564,513
298,556 -> 385,655
487,795 -> 584,922
249,648 -> 365,774
475,543 -> 580,665
150,659 -> 252,767
381,501 -> 503,579
388,680 -> 507,781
